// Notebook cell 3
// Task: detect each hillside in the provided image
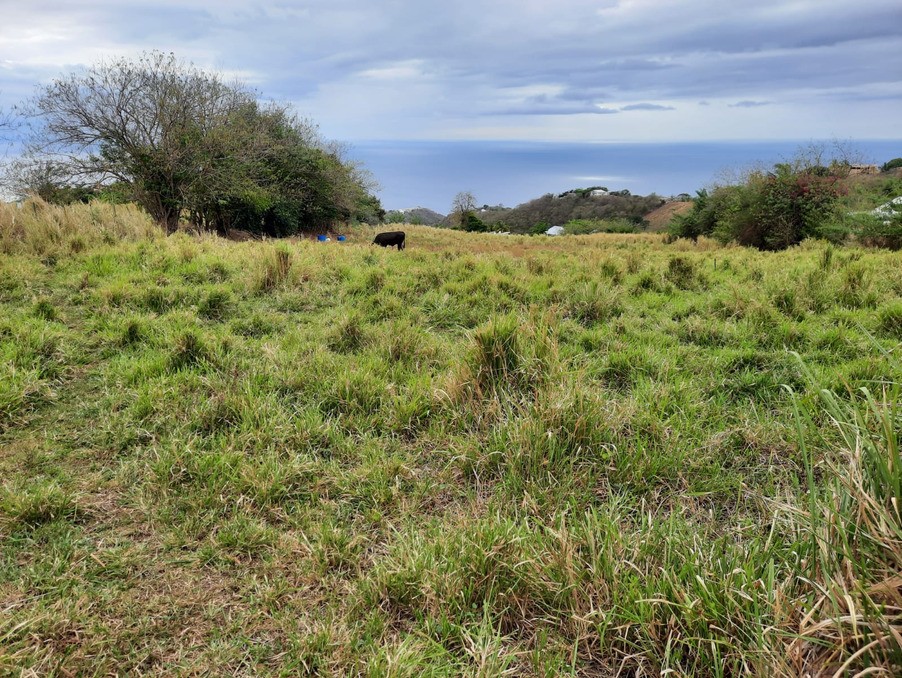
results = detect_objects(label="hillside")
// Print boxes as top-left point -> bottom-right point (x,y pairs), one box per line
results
2,200 -> 900,675
383,207 -> 446,225
476,189 -> 666,233
644,200 -> 693,231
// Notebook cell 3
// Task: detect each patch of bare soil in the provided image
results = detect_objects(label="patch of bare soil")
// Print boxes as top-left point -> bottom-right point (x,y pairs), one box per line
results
644,201 -> 693,232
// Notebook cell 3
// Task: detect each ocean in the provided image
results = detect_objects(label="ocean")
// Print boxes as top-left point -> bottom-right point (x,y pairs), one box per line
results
347,139 -> 902,213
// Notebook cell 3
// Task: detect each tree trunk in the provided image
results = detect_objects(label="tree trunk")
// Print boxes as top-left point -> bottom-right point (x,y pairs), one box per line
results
164,211 -> 180,235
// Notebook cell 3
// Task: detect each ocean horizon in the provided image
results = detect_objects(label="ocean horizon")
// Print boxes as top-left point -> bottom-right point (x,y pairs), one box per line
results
347,139 -> 902,214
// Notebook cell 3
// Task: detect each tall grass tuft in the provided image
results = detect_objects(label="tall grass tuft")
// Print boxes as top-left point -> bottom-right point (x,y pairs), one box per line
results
168,330 -> 211,371
564,281 -> 623,326
665,255 -> 702,289
452,312 -> 557,418
256,245 -> 293,291
785,346 -> 902,673
878,302 -> 902,339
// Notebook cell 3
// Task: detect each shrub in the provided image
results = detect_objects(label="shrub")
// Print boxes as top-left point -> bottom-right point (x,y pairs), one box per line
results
670,165 -> 846,250
857,207 -> 902,251
463,213 -> 489,232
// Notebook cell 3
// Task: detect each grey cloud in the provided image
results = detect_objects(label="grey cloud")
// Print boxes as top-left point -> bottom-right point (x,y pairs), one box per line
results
621,103 -> 675,111
489,104 -> 619,116
1,1 -> 900,140
730,100 -> 772,108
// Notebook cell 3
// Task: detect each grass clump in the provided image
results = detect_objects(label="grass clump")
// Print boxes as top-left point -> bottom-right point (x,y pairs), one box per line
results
878,302 -> 902,339
0,481 -> 83,531
564,281 -> 622,325
665,254 -> 703,289
454,313 -> 557,413
167,330 -> 211,372
197,288 -> 233,320
118,319 -> 144,346
256,245 -> 293,291
32,298 -> 57,321
328,312 -> 368,353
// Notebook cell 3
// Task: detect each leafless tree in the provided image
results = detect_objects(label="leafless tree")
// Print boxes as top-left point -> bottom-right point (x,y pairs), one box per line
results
452,190 -> 477,229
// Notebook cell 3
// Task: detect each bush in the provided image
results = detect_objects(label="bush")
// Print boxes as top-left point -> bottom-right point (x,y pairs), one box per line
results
857,207 -> 902,250
462,213 -> 489,232
881,157 -> 902,172
668,188 -> 738,242
669,165 -> 846,250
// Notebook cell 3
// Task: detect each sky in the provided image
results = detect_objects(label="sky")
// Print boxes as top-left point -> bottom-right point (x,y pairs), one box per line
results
1,0 -> 901,208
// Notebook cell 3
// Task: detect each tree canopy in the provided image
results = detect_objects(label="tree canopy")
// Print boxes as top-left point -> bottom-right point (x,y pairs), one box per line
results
11,52 -> 381,234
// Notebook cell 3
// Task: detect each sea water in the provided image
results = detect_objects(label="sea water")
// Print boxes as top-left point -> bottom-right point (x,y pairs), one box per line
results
349,139 -> 902,213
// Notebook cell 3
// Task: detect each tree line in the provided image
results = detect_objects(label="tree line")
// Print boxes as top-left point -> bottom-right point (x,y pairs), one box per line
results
445,189 -> 665,234
2,52 -> 383,235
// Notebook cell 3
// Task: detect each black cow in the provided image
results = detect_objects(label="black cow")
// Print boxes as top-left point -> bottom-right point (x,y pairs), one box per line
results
372,231 -> 406,250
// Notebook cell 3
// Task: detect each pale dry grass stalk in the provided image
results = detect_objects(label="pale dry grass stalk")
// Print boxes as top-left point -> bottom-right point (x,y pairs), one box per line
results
0,198 -> 161,255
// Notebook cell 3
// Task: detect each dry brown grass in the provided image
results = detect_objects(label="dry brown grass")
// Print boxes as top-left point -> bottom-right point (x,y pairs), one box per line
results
0,198 -> 161,256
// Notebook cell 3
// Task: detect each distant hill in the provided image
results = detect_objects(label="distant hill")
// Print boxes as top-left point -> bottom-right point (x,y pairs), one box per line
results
473,189 -> 667,234
384,207 -> 446,225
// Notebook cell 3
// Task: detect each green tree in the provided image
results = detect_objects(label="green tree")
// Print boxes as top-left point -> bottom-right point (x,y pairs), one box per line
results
16,51 -> 375,236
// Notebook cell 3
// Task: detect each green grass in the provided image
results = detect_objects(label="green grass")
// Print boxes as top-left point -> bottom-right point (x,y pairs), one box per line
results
1,200 -> 900,675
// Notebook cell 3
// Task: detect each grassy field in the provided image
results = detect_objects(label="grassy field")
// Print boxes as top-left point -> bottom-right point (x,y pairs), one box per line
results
1,199 -> 900,675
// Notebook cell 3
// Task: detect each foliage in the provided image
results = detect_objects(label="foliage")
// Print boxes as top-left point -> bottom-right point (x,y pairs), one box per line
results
450,191 -> 478,231
462,212 -> 488,232
13,51 -> 376,235
857,204 -> 902,250
881,157 -> 902,172
478,189 -> 664,234
529,221 -> 550,235
670,164 -> 846,249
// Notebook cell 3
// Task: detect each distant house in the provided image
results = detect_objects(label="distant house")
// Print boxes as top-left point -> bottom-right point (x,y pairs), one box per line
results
849,164 -> 879,176
871,196 -> 902,219
545,225 -> 565,236
590,189 -> 609,197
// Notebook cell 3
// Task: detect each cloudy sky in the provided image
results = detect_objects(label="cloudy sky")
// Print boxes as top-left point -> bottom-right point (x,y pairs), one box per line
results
2,0 -> 900,143
1,1 -> 900,208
